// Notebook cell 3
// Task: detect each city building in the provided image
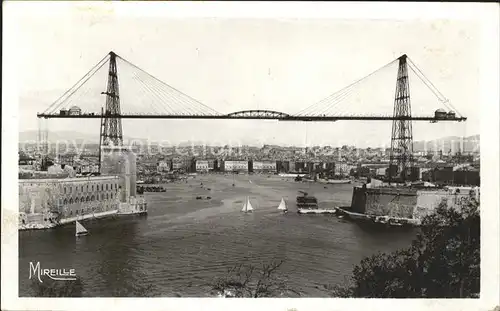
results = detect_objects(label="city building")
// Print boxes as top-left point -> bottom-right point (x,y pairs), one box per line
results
207,159 -> 217,171
252,160 -> 277,173
335,163 -> 350,175
19,146 -> 147,230
196,160 -> 210,172
172,158 -> 185,171
157,160 -> 171,172
223,160 -> 248,172
294,162 -> 306,173
276,160 -> 290,173
19,154 -> 37,171
19,175 -> 122,229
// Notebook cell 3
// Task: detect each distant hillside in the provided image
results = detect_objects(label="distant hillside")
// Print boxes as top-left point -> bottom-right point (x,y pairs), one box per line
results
19,130 -> 480,152
413,135 -> 480,153
18,130 -> 260,147
19,131 -> 99,143
19,131 -> 143,144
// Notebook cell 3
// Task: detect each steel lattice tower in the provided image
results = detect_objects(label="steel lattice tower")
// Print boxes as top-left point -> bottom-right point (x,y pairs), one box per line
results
389,54 -> 414,182
100,51 -> 123,147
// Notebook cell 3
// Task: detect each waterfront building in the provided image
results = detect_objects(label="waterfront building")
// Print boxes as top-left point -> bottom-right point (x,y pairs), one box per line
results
276,160 -> 290,173
207,159 -> 217,170
294,162 -> 306,173
252,160 -> 277,173
223,160 -> 248,172
19,146 -> 146,230
19,175 -> 122,228
335,163 -> 350,175
196,160 -> 210,172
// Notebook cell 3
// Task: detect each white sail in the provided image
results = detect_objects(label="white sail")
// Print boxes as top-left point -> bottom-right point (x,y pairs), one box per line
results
277,198 -> 288,211
75,220 -> 88,236
242,197 -> 253,212
246,197 -> 253,211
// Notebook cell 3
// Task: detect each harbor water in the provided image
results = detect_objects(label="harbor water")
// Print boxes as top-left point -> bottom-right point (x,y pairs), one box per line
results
19,174 -> 417,297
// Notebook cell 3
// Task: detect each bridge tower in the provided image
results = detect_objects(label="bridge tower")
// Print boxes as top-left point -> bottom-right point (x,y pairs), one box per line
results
98,51 -> 123,172
100,51 -> 123,147
389,54 -> 414,182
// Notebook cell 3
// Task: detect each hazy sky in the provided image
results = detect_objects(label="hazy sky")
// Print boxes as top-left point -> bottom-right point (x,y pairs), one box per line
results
13,3 -> 481,148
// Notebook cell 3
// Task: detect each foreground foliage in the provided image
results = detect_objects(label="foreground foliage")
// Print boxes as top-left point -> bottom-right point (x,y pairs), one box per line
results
211,259 -> 299,297
330,199 -> 480,298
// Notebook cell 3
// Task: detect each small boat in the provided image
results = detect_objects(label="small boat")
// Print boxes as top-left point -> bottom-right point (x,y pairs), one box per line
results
296,191 -> 318,208
241,197 -> 254,213
297,208 -> 337,215
277,197 -> 288,213
75,220 -> 88,237
326,179 -> 351,184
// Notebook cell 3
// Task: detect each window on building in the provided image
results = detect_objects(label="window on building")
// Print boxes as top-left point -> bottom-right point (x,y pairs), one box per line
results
106,193 -> 109,200
64,187 -> 67,194
81,186 -> 84,192
92,185 -> 94,191
106,184 -> 108,191
75,197 -> 80,203
69,198 -> 73,204
91,195 -> 95,201
86,185 -> 89,191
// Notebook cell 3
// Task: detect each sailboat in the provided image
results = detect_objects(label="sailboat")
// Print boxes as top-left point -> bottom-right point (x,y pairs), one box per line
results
277,197 -> 288,213
241,197 -> 254,213
75,220 -> 88,237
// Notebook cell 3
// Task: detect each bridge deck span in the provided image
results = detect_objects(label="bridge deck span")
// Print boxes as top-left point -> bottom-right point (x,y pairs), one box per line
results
37,113 -> 466,122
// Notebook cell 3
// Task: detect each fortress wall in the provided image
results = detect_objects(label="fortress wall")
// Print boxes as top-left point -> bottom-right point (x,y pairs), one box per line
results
414,190 -> 478,220
350,187 -> 367,214
349,185 -> 479,222
365,188 -> 417,218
